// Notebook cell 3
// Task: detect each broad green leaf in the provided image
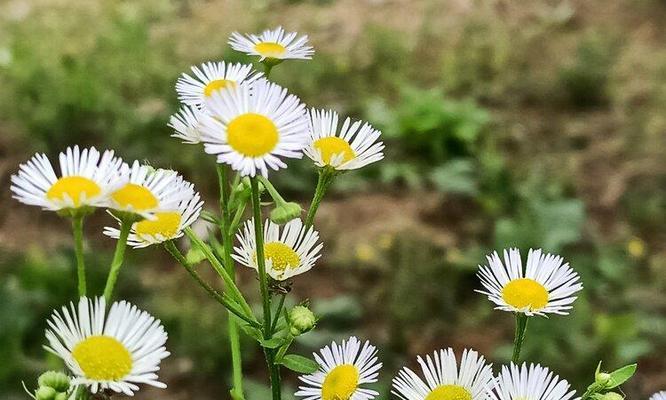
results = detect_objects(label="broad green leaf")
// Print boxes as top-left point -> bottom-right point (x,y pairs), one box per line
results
607,364 -> 637,389
278,354 -> 319,374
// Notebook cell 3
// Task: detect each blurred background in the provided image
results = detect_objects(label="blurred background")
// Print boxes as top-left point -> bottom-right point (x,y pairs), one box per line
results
1,0 -> 665,399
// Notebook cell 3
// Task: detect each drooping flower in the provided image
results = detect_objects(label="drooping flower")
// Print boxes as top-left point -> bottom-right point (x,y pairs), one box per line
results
304,109 -> 384,171
296,336 -> 381,400
229,26 -> 314,62
233,218 -> 322,281
11,146 -> 123,212
44,297 -> 169,396
489,363 -> 578,400
392,348 -> 494,400
476,248 -> 583,316
199,79 -> 308,177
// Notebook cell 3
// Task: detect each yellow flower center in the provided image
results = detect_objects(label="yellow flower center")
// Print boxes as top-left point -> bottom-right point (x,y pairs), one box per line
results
72,336 -> 132,381
263,242 -> 300,271
134,211 -> 182,237
502,278 -> 549,310
254,42 -> 287,58
203,79 -> 236,97
313,137 -> 356,165
425,385 -> 473,400
227,113 -> 279,157
46,176 -> 101,206
111,183 -> 158,211
321,364 -> 359,400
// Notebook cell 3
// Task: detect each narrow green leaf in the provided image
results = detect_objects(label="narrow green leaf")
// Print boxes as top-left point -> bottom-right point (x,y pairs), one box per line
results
278,354 -> 319,374
258,336 -> 286,349
607,364 -> 637,388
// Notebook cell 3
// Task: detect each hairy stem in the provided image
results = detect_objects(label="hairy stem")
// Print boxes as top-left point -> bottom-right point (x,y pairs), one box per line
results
304,168 -> 336,229
103,220 -> 131,302
72,215 -> 86,297
512,313 -> 529,364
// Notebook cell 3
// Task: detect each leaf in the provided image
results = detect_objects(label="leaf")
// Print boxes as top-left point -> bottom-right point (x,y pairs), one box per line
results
607,364 -> 637,389
258,337 -> 286,349
278,354 -> 319,374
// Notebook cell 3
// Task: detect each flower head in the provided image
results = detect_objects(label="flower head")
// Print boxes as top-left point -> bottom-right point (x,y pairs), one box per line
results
175,61 -> 262,108
200,79 -> 308,177
489,363 -> 578,400
229,26 -> 314,62
233,218 -> 322,281
168,105 -> 206,145
45,297 -> 169,396
305,109 -> 384,171
392,348 -> 494,400
11,146 -> 123,212
476,248 -> 583,316
296,336 -> 381,400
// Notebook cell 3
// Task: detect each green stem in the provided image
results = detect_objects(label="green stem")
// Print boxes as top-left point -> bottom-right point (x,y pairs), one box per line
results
512,313 -> 529,364
250,176 -> 281,400
103,220 -> 131,302
258,175 -> 288,207
218,165 -> 244,397
304,167 -> 336,229
271,293 -> 287,333
72,216 -> 86,297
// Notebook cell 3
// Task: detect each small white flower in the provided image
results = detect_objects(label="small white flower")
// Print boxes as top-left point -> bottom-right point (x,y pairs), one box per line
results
175,61 -> 262,108
199,79 -> 308,177
229,26 -> 314,61
650,392 -> 666,400
45,297 -> 170,396
489,363 -> 578,400
392,348 -> 494,400
304,109 -> 384,171
10,146 -> 123,211
233,218 -> 322,281
296,336 -> 382,400
477,248 -> 583,316
168,105 -> 206,145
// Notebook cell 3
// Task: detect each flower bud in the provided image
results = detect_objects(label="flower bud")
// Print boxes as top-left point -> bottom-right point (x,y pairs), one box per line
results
595,371 -> 611,386
54,393 -> 69,400
289,305 -> 316,336
35,386 -> 57,400
270,202 -> 302,225
38,371 -> 70,392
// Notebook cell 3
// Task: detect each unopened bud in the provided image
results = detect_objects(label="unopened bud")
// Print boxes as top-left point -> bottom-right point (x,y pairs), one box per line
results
35,386 -> 57,400
54,393 -> 68,400
595,371 -> 611,386
289,305 -> 316,336
270,202 -> 302,225
38,371 -> 70,392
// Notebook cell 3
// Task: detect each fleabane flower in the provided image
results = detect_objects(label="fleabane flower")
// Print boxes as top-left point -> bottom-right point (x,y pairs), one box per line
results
392,348 -> 494,400
233,218 -> 322,281
175,61 -> 262,108
45,297 -> 169,396
200,79 -> 308,177
10,146 -> 123,212
476,248 -> 583,316
296,336 -> 381,400
304,109 -> 384,171
104,189 -> 203,248
650,392 -> 666,400
229,26 -> 314,62
489,363 -> 578,400
108,161 -> 194,219
168,105 -> 206,144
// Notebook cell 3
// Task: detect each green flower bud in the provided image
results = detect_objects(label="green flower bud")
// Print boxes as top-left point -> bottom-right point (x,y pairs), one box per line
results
54,392 -> 68,400
270,202 -> 302,225
595,371 -> 611,386
38,371 -> 70,392
597,392 -> 624,400
35,386 -> 57,400
289,305 -> 316,336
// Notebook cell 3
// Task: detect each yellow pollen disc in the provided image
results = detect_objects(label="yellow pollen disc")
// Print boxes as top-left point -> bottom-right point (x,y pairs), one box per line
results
134,211 -> 181,237
203,79 -> 236,97
254,42 -> 287,58
425,385 -> 473,400
227,113 -> 279,157
46,176 -> 101,206
313,137 -> 356,165
111,183 -> 158,211
321,364 -> 359,400
502,278 -> 549,310
263,242 -> 300,271
72,336 -> 132,381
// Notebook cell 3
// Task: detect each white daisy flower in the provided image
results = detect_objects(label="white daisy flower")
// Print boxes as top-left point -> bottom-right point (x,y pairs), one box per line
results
489,363 -> 578,400
229,26 -> 314,61
392,348 -> 494,400
108,161 -> 194,219
199,79 -> 308,177
104,190 -> 203,248
168,105 -> 206,144
304,109 -> 384,171
175,61 -> 262,108
476,248 -> 583,316
44,297 -> 170,396
650,392 -> 666,400
296,336 -> 382,400
10,146 -> 123,211
233,218 -> 322,281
